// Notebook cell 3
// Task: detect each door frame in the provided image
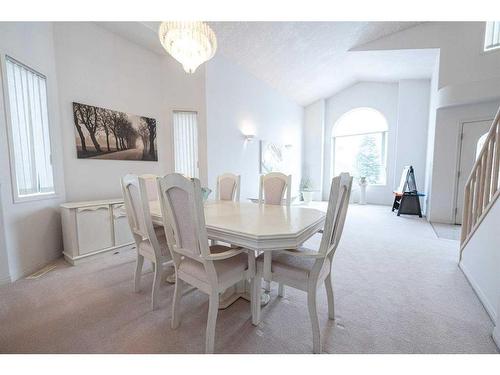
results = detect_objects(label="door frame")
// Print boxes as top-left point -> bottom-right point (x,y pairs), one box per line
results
453,117 -> 493,224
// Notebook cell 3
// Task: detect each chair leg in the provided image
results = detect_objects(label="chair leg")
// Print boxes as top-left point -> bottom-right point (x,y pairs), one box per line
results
251,276 -> 262,326
264,280 -> 271,293
171,277 -> 183,329
151,262 -> 162,310
307,286 -> 321,354
278,283 -> 285,297
324,274 -> 335,320
134,254 -> 144,293
206,291 -> 219,354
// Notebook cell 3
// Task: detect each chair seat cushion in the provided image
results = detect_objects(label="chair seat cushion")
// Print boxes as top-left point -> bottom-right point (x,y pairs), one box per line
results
178,245 -> 248,285
138,228 -> 171,258
256,248 -> 330,283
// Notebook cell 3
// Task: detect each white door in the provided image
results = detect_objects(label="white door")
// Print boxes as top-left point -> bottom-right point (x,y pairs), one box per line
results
455,119 -> 492,224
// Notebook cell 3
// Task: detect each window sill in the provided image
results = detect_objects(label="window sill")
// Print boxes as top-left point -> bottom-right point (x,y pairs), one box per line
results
481,47 -> 500,55
13,192 -> 59,204
362,184 -> 387,187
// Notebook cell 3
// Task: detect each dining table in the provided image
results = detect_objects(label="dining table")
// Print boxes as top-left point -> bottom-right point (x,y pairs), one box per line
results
149,200 -> 326,308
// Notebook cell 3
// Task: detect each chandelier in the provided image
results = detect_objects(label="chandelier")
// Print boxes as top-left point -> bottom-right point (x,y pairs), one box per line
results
158,21 -> 217,74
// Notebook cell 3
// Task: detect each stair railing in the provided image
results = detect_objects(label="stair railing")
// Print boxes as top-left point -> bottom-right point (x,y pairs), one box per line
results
460,106 -> 500,260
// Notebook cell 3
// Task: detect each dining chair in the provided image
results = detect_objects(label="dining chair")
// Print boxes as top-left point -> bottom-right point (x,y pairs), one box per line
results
259,172 -> 292,206
216,173 -> 241,201
251,172 -> 352,353
121,174 -> 173,310
258,172 -> 292,292
140,174 -> 160,202
157,173 -> 256,353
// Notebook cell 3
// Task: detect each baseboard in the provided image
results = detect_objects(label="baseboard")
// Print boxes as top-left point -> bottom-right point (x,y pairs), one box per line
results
492,325 -> 500,350
459,261 -> 497,323
0,274 -> 11,286
9,251 -> 62,283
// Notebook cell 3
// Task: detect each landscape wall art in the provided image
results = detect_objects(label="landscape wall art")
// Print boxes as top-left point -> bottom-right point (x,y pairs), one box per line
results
73,102 -> 158,161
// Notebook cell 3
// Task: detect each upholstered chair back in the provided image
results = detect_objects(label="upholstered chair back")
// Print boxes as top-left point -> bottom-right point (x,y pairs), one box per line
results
259,172 -> 292,206
140,174 -> 160,202
319,173 -> 353,259
157,173 -> 210,262
217,173 -> 240,201
121,174 -> 163,258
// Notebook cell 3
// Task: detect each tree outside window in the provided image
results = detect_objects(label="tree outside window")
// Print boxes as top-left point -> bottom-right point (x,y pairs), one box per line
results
356,135 -> 381,184
333,108 -> 388,185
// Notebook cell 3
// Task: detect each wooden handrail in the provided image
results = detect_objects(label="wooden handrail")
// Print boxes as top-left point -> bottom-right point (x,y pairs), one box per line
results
460,105 -> 500,260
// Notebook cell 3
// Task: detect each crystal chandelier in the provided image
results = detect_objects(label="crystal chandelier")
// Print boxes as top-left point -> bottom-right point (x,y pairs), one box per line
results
158,21 -> 217,74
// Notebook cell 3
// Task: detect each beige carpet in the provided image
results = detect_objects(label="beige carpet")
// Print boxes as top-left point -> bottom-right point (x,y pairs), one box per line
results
0,204 -> 497,353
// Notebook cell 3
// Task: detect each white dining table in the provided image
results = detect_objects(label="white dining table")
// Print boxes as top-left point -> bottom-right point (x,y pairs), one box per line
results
149,200 -> 326,308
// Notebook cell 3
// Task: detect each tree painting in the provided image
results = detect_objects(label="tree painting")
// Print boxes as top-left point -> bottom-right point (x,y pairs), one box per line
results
73,102 -> 158,161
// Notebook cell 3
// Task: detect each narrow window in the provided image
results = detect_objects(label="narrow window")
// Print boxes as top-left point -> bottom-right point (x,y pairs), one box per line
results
3,56 -> 55,201
172,111 -> 199,178
484,21 -> 500,52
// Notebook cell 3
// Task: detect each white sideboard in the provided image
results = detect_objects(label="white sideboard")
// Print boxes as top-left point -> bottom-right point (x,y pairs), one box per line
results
61,199 -> 134,265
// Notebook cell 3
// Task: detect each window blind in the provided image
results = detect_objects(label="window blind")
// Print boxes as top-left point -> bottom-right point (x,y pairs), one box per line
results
173,111 -> 199,178
484,21 -> 500,51
5,56 -> 54,198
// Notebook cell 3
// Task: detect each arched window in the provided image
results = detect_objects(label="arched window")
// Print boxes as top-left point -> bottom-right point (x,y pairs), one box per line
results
476,132 -> 488,160
333,107 -> 388,185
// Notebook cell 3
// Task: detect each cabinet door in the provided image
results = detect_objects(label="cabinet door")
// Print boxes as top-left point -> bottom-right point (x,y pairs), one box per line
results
76,205 -> 113,255
112,203 -> 134,246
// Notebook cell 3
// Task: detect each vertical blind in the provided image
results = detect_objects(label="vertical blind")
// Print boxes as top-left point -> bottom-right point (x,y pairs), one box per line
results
173,111 -> 199,178
5,56 -> 54,198
484,21 -> 500,51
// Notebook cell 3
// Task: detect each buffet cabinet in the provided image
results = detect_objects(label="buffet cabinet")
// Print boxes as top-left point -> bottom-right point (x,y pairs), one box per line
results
61,199 -> 134,265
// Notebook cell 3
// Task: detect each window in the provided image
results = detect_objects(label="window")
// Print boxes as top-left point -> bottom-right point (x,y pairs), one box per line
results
332,107 -> 388,185
173,111 -> 199,178
3,56 -> 55,201
484,21 -> 500,52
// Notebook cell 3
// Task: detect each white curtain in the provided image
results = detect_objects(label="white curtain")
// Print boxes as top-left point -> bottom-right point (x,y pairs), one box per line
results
173,111 -> 199,178
5,57 -> 54,197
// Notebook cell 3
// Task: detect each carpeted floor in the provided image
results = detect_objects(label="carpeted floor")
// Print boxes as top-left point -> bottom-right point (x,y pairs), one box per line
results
0,204 -> 497,354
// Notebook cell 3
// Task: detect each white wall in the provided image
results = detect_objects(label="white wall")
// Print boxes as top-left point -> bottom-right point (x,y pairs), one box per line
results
0,22 -> 66,280
395,80 -> 431,201
323,82 -> 400,204
354,22 -> 500,94
354,21 -> 500,221
424,57 -> 440,216
205,54 -> 303,200
460,197 -> 500,326
0,22 -> 209,282
54,22 -> 207,202
0,183 -> 10,285
303,99 -> 325,200
305,80 -> 431,206
429,101 -> 499,223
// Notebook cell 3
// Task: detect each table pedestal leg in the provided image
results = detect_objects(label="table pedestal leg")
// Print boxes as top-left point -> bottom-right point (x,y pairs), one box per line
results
218,280 -> 270,309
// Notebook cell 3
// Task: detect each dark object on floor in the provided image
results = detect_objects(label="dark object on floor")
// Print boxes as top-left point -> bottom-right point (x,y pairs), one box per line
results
392,166 -> 424,218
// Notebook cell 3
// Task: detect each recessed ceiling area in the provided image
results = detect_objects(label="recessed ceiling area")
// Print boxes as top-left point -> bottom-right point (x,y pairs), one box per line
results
97,21 -> 438,106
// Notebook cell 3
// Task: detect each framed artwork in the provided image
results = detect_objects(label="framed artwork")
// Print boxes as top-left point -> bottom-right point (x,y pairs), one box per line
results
73,102 -> 157,161
260,140 -> 293,174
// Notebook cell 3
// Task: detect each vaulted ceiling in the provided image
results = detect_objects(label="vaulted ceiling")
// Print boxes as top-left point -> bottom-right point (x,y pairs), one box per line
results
98,21 -> 438,106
